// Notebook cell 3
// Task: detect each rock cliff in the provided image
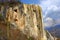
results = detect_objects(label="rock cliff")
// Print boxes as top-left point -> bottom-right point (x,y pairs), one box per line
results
0,0 -> 46,40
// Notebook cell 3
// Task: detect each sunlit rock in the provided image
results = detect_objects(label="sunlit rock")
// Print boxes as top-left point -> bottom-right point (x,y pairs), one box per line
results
0,0 -> 49,40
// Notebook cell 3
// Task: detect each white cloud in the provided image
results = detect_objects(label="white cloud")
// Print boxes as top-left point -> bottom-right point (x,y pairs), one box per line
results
44,17 -> 55,27
43,5 -> 60,19
39,0 -> 60,27
47,5 -> 57,11
44,5 -> 60,19
45,17 -> 53,21
39,0 -> 60,18
44,17 -> 60,27
46,6 -> 60,20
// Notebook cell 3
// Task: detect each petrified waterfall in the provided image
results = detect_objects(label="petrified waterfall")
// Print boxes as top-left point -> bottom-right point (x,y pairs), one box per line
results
0,0 -> 46,40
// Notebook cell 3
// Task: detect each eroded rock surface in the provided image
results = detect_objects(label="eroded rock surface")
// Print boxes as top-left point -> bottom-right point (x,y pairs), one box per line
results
0,1 -> 45,40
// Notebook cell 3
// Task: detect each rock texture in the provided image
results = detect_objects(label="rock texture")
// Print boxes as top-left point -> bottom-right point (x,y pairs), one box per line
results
0,0 -> 46,40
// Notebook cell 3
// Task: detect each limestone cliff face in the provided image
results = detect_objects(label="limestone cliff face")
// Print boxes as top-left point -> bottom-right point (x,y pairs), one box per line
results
0,1 -> 46,40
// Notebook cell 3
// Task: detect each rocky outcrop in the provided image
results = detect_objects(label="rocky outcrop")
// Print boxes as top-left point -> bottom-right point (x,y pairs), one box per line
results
0,0 -> 46,40
46,30 -> 55,40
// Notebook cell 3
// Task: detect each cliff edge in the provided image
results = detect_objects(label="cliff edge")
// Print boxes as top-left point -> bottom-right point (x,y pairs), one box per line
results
0,0 -> 46,40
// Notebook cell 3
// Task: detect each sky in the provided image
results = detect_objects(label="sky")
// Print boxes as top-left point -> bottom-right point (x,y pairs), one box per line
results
20,0 -> 60,28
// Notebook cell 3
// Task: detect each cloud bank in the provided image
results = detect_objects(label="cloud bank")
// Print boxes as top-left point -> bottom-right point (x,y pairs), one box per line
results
39,0 -> 60,27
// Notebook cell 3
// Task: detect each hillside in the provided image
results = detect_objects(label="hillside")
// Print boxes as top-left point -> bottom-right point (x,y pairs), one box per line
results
45,24 -> 60,38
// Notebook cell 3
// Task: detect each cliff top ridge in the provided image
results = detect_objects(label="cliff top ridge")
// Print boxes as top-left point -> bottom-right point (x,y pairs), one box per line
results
0,0 -> 22,5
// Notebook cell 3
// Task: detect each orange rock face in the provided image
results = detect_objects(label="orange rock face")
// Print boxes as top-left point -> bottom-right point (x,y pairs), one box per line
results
0,2 -> 44,40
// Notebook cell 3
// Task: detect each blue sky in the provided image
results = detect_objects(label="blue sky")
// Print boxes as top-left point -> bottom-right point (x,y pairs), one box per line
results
20,0 -> 40,4
20,0 -> 60,28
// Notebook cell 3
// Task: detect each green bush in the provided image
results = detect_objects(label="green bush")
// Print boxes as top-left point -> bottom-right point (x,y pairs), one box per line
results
0,13 -> 3,21
28,37 -> 34,40
0,13 -> 3,19
0,14 -> 2,17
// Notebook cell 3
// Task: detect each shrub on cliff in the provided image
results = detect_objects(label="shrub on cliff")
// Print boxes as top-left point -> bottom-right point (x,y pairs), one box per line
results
0,13 -> 4,21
